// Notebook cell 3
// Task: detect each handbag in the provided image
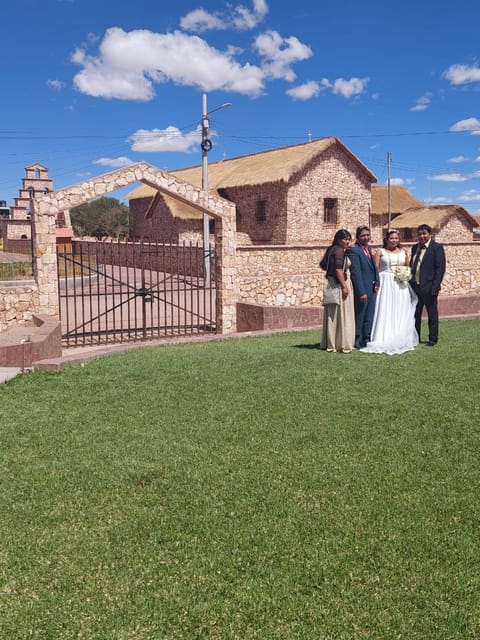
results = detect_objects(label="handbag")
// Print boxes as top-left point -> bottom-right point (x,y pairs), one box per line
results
322,285 -> 341,306
321,247 -> 344,306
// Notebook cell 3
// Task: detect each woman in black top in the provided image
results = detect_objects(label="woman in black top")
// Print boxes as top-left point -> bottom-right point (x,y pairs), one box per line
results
320,229 -> 355,353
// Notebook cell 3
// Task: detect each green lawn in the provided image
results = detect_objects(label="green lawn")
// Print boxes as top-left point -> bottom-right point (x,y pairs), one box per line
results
1,320 -> 479,639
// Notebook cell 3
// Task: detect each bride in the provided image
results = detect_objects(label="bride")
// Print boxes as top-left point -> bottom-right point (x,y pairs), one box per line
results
361,229 -> 418,355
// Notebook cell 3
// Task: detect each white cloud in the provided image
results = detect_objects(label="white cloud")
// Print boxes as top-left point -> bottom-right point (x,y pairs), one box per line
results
460,189 -> 480,202
405,178 -> 416,185
475,156 -> 480,163
47,79 -> 65,90
429,173 -> 469,182
286,76 -> 368,101
72,27 -> 265,99
128,126 -> 201,153
448,155 -> 467,163
450,117 -> 480,135
254,30 -> 312,82
93,156 -> 133,168
180,9 -> 227,32
410,92 -> 432,112
180,0 -> 268,33
233,0 -> 269,30
388,178 -> 404,186
443,63 -> 480,85
286,80 -> 323,100
330,77 -> 369,98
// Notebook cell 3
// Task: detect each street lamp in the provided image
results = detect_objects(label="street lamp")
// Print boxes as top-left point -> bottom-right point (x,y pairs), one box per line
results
201,93 -> 231,282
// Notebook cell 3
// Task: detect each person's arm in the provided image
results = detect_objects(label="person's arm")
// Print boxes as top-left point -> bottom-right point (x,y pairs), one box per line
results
432,244 -> 446,294
374,249 -> 381,268
335,267 -> 349,299
332,246 -> 349,299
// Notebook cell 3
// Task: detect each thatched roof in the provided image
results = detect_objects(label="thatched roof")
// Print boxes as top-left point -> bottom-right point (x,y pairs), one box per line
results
126,137 -> 377,214
371,185 -> 422,214
385,205 -> 479,231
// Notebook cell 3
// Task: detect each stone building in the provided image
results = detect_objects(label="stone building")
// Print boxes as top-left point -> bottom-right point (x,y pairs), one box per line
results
370,185 -> 478,243
2,163 -> 72,253
127,137 -> 377,245
10,163 -> 53,221
384,204 -> 479,243
370,185 -> 423,240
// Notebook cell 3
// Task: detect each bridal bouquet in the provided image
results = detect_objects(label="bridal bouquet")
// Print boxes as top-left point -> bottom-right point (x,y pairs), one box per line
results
393,265 -> 412,283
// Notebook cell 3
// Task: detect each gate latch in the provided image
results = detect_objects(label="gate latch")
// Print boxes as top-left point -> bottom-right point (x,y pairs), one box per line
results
135,287 -> 154,303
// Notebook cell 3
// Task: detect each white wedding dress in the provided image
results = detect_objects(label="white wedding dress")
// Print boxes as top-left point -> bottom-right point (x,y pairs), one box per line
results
361,248 -> 418,355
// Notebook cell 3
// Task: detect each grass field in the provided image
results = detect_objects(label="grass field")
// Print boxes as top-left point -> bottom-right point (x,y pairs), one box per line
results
0,259 -> 33,281
1,320 -> 479,639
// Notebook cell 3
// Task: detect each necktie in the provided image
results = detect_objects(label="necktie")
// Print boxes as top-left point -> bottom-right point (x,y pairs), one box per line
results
363,246 -> 370,259
412,245 -> 425,283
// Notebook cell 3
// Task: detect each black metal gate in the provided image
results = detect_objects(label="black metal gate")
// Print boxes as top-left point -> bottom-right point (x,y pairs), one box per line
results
57,240 -> 216,347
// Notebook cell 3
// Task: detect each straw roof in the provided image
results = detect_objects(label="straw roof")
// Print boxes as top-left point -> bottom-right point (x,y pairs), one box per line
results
385,205 -> 479,231
371,185 -> 422,214
126,137 -> 377,212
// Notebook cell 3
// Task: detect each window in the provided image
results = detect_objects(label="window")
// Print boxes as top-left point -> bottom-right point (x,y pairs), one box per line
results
323,198 -> 338,224
256,199 -> 267,222
28,187 -> 35,197
403,228 -> 412,241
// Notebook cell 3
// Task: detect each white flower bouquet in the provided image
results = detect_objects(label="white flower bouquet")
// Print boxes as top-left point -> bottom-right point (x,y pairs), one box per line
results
393,265 -> 412,283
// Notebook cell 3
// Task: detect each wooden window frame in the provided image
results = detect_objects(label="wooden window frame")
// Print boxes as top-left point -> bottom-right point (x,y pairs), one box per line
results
323,198 -> 338,225
256,199 -> 267,223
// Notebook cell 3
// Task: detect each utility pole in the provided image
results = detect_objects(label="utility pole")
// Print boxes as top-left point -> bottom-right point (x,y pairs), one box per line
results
387,151 -> 392,229
200,93 -> 231,283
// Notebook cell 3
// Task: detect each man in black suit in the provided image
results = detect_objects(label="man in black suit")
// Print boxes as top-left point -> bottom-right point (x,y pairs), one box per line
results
410,224 -> 446,346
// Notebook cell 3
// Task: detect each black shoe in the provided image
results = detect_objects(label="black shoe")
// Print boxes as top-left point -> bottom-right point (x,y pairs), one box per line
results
426,340 -> 437,347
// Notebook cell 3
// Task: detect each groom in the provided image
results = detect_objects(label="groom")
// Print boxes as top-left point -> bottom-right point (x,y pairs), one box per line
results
410,224 -> 446,346
348,225 -> 380,349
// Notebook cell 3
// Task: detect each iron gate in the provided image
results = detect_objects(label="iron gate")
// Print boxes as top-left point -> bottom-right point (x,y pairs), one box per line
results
57,240 -> 216,346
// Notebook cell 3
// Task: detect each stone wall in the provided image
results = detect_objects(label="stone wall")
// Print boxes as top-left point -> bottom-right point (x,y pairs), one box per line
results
286,146 -> 372,245
221,183 -> 289,244
435,214 -> 476,243
0,284 -> 39,331
237,242 -> 480,307
130,196 -> 203,243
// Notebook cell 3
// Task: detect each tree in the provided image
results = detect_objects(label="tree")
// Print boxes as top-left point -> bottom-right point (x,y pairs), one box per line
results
70,197 -> 129,239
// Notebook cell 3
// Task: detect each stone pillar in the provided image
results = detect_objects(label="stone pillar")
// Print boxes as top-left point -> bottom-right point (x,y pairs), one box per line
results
31,198 -> 59,318
214,201 -> 237,333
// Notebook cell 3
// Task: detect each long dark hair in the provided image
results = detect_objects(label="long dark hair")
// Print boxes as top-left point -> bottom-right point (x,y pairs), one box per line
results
382,228 -> 401,249
319,229 -> 351,270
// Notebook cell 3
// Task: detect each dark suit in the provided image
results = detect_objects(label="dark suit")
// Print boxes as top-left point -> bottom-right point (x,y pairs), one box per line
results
347,243 -> 380,348
410,240 -> 446,343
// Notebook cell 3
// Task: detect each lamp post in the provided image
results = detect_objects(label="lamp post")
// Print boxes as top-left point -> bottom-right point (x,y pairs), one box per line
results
201,93 -> 231,282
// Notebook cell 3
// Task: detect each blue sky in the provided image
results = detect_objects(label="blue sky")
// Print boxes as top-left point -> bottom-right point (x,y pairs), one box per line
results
2,0 -> 480,213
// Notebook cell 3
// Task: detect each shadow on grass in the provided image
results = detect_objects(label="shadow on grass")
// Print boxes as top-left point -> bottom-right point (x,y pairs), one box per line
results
292,342 -> 322,349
